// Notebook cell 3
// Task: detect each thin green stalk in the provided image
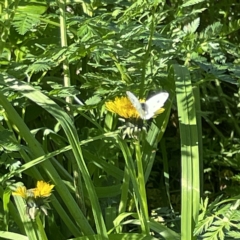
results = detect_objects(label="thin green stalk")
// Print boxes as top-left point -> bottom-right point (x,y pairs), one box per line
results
203,116 -> 225,139
35,216 -> 48,240
117,167 -> 130,233
58,0 -> 86,217
58,0 -> 71,93
160,140 -> 174,211
118,138 -> 149,235
134,140 -> 149,234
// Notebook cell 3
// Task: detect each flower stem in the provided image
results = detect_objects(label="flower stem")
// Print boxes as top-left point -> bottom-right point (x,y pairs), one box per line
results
134,140 -> 150,235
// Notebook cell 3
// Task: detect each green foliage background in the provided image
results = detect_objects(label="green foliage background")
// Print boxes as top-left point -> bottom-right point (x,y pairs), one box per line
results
0,0 -> 240,239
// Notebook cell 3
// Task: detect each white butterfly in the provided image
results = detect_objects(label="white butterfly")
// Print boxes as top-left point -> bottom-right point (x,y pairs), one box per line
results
126,91 -> 169,120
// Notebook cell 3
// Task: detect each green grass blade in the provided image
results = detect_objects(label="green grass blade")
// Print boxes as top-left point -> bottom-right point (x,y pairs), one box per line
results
173,64 -> 200,240
193,87 -> 203,197
149,219 -> 181,239
0,231 -> 29,240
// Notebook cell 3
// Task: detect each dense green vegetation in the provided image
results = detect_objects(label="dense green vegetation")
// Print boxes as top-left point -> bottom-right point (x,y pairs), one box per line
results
0,0 -> 240,239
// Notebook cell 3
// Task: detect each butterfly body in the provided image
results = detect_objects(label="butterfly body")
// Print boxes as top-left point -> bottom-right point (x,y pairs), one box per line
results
126,91 -> 169,120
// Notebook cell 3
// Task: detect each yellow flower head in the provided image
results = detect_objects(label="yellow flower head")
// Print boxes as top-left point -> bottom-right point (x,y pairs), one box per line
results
12,186 -> 28,198
105,96 -> 142,119
33,181 -> 54,198
12,181 -> 54,199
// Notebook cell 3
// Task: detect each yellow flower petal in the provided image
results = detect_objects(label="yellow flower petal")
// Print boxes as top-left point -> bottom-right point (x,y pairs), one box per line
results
12,186 -> 27,198
33,181 -> 54,198
105,96 -> 141,119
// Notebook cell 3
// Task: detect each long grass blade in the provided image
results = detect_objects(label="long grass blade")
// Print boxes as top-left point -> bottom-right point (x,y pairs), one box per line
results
173,64 -> 200,240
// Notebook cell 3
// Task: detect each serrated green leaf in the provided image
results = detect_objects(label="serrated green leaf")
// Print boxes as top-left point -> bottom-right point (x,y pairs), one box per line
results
26,59 -> 55,73
183,18 -> 200,34
12,13 -> 41,35
0,130 -> 21,151
85,95 -> 101,105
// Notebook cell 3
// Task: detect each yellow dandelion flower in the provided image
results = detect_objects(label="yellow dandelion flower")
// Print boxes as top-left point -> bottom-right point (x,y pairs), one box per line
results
105,96 -> 142,119
33,181 -> 54,198
12,186 -> 27,198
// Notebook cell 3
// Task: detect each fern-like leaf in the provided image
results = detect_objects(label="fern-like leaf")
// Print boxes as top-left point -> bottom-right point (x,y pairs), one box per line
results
183,18 -> 200,34
13,13 -> 40,35
27,58 -> 55,73
85,95 -> 102,106
200,22 -> 223,39
227,230 -> 240,238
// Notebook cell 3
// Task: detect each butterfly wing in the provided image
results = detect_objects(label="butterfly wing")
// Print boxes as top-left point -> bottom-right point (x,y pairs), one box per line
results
144,92 -> 169,119
126,91 -> 145,119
